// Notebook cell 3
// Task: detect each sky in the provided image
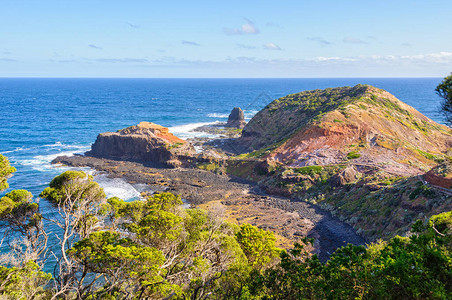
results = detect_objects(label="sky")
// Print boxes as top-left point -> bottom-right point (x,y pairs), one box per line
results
1,0 -> 452,78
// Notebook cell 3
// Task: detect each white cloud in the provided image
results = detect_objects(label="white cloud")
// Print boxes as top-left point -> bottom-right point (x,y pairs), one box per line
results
141,51 -> 452,77
22,51 -> 451,77
224,19 -> 260,35
263,43 -> 282,50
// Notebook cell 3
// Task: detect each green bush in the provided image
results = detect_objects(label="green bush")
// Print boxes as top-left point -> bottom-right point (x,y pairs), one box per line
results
294,165 -> 323,176
347,151 -> 361,159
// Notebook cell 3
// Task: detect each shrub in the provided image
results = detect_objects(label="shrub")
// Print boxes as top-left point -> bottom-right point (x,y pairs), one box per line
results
294,165 -> 323,176
346,151 -> 361,159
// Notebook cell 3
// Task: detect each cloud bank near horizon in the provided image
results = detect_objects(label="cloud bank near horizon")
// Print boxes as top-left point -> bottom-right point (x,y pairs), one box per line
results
2,51 -> 451,77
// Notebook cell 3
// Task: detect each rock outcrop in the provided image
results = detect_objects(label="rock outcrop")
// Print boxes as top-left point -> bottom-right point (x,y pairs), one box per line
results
336,166 -> 361,185
237,85 -> 452,175
225,107 -> 246,129
86,122 -> 196,168
424,161 -> 452,189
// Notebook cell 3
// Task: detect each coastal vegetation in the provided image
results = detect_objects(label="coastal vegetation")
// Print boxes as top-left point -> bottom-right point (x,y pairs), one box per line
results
437,73 -> 452,125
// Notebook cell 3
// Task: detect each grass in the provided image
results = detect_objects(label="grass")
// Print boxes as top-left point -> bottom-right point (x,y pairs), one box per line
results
167,142 -> 184,149
415,149 -> 442,162
293,165 -> 324,176
347,151 -> 361,159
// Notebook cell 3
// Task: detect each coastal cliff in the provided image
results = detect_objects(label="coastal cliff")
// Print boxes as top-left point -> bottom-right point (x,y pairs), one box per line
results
86,122 -> 196,168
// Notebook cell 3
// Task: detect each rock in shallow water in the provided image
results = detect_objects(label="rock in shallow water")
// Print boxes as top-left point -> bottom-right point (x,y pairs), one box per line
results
225,107 -> 246,129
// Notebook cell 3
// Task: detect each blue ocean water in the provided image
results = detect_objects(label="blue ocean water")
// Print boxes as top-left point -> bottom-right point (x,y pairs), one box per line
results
0,78 -> 446,201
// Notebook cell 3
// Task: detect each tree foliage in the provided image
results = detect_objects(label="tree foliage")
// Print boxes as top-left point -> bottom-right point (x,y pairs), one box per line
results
1,154 -> 451,299
249,212 -> 452,299
0,162 -> 281,299
436,73 -> 452,125
0,154 -> 16,191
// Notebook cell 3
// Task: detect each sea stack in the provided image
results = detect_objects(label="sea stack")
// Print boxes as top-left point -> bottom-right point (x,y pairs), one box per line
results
225,107 -> 246,129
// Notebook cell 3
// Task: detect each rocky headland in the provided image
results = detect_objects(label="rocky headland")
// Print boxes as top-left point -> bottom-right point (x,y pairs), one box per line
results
225,85 -> 452,240
86,121 -> 226,169
53,84 -> 452,257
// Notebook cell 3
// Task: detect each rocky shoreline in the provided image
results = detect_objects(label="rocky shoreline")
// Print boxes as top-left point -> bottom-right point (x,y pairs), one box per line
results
53,154 -> 365,261
50,84 -> 452,260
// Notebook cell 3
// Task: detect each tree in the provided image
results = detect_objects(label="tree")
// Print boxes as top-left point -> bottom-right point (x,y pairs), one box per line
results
0,190 -> 47,263
0,154 -> 51,299
0,260 -> 52,299
98,194 -> 251,299
40,170 -> 106,299
2,154 -> 451,299
249,212 -> 452,299
436,73 -> 452,125
235,223 -> 280,270
0,154 -> 16,192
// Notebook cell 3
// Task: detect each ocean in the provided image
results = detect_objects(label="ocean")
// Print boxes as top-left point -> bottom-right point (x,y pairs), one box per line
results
0,78 -> 446,201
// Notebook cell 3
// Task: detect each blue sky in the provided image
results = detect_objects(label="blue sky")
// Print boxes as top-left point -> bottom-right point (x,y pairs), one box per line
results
1,0 -> 451,77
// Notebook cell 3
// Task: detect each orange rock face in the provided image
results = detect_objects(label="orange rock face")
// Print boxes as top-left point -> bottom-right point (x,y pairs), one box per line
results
86,122 -> 193,167
137,122 -> 186,144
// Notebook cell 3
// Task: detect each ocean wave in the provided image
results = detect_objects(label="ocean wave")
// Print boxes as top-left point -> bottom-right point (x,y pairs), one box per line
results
207,113 -> 229,118
43,142 -> 89,150
168,121 -> 221,139
16,147 -> 90,172
94,174 -> 142,202
244,110 -> 259,120
2,142 -> 89,155
2,146 -> 27,154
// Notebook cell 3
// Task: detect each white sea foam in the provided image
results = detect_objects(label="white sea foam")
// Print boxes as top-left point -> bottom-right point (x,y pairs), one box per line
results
3,142 -> 88,155
168,121 -> 221,139
16,145 -> 90,172
244,110 -> 259,120
2,147 -> 26,154
44,142 -> 88,150
94,174 -> 142,201
207,113 -> 229,118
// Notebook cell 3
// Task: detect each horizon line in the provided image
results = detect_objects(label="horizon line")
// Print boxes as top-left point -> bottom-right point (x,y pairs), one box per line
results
0,76 -> 444,79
